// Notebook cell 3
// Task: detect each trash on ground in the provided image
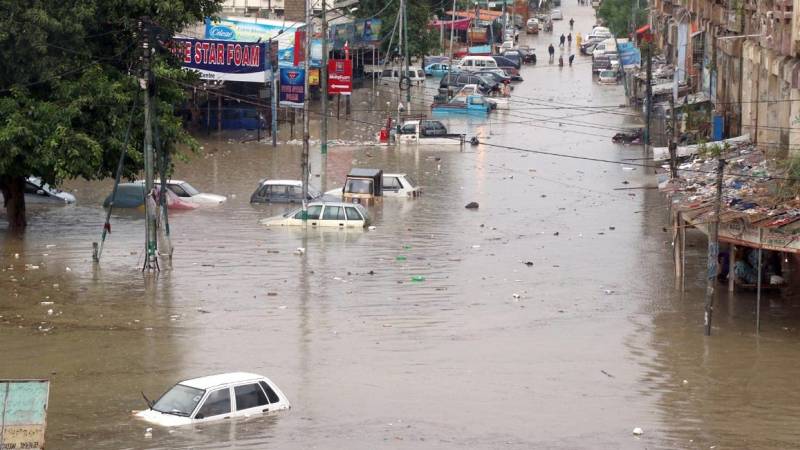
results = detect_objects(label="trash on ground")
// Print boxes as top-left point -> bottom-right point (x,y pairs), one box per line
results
632,427 -> 643,436
465,202 -> 479,209
410,275 -> 426,282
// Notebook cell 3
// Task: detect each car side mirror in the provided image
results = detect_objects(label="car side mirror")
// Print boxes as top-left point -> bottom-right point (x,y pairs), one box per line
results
195,413 -> 204,419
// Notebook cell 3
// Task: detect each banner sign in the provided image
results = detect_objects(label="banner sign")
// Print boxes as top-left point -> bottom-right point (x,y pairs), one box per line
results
170,38 -> 268,82
205,18 -> 322,67
309,68 -> 320,86
0,380 -> 50,450
327,59 -> 352,95
294,30 -> 306,66
280,68 -> 305,107
617,42 -> 641,67
330,18 -> 382,49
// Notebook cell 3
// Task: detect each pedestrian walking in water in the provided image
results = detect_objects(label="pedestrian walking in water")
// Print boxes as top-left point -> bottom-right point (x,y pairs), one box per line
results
567,33 -> 572,47
559,33 -> 565,47
532,53 -> 537,64
576,32 -> 583,48
548,43 -> 555,63
568,54 -> 575,66
569,18 -> 574,29
558,54 -> 564,67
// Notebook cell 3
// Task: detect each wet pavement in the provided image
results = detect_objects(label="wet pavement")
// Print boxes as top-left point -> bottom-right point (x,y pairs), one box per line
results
4,3 -> 800,449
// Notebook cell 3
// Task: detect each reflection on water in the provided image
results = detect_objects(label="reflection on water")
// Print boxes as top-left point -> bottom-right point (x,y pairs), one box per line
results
3,4 -> 800,449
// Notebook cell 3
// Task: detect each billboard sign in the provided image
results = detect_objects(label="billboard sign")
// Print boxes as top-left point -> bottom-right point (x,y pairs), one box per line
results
205,18 -> 322,67
170,38 -> 268,82
0,380 -> 50,450
327,59 -> 352,95
280,68 -> 305,108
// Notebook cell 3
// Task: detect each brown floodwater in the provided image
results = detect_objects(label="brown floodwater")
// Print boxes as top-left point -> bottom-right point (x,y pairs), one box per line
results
4,4 -> 800,449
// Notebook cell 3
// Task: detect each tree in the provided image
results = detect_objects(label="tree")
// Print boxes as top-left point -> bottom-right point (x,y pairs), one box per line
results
357,0 -> 440,60
0,0 -> 221,232
596,0 -> 647,37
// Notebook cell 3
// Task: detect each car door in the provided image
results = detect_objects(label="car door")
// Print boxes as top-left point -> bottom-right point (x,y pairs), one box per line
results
193,387 -> 232,421
321,205 -> 346,228
344,205 -> 364,227
232,382 -> 270,418
286,185 -> 304,203
292,204 -> 322,226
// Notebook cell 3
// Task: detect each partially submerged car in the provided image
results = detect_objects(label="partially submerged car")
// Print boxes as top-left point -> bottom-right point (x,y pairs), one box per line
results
135,180 -> 226,205
598,69 -> 619,84
136,372 -> 290,427
3,177 -> 77,205
103,183 -> 198,210
260,201 -> 370,228
250,179 -> 321,204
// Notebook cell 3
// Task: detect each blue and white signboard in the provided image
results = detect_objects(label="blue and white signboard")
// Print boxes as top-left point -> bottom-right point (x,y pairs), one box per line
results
617,42 -> 641,68
170,38 -> 269,82
0,380 -> 50,450
280,68 -> 305,108
205,18 -> 322,68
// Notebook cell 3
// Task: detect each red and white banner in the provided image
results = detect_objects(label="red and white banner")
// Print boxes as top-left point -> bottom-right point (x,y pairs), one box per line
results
327,59 -> 352,95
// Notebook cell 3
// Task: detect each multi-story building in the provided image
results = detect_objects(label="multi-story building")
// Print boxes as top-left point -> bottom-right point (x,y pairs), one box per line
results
220,0 -> 340,21
650,0 -> 800,156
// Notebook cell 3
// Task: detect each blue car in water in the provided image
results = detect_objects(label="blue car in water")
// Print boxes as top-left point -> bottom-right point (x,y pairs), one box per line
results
424,62 -> 454,78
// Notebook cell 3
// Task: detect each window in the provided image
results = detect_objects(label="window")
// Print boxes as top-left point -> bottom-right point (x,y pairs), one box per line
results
322,205 -> 345,220
345,206 -> 363,221
234,383 -> 268,411
257,185 -> 270,198
287,185 -> 303,200
383,177 -> 401,191
400,123 -> 417,135
168,185 -> 188,197
345,179 -> 373,195
381,69 -> 392,77
307,204 -> 322,220
259,381 -> 281,404
154,384 -> 205,417
195,388 -> 230,418
24,182 -> 42,195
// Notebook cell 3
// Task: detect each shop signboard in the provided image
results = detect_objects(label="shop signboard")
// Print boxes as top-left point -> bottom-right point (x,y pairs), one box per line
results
327,59 -> 352,95
280,68 -> 305,107
170,38 -> 269,82
0,380 -> 50,450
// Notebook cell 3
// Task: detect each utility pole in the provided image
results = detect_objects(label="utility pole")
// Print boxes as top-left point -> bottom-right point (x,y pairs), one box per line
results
446,0 -> 457,99
271,42 -> 277,147
704,158 -> 726,336
301,0 -> 311,219
669,97 -> 678,179
644,43 -> 652,147
141,17 -> 158,271
321,0 -> 328,156
403,0 -> 410,103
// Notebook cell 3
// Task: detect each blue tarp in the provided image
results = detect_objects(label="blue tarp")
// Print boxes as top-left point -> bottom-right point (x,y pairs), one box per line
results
618,42 -> 641,67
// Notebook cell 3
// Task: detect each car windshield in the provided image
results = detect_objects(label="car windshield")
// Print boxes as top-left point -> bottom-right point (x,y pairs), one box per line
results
152,384 -> 205,417
179,183 -> 201,196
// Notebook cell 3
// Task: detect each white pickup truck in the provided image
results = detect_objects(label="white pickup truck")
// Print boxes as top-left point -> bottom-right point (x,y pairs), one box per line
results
394,120 -> 465,145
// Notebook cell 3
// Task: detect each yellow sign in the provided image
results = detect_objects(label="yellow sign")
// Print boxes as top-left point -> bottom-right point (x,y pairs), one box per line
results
309,68 -> 320,86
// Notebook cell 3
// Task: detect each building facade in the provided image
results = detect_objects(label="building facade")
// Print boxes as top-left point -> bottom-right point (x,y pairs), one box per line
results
650,0 -> 800,156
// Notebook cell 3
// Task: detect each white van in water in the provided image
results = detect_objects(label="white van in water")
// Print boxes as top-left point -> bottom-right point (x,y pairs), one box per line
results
456,56 -> 499,72
380,66 -> 426,85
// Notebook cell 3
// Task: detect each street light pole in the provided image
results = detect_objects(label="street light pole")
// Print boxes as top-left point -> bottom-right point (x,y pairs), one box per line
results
321,0 -> 328,156
302,0 -> 312,219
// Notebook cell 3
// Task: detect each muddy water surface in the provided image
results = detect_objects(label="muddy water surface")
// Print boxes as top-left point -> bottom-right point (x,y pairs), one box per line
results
4,3 -> 800,449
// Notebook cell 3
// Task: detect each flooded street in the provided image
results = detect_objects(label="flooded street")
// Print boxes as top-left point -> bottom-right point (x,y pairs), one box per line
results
5,3 -> 800,449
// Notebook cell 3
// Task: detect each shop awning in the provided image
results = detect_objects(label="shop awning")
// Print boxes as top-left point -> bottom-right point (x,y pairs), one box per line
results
430,17 -> 472,30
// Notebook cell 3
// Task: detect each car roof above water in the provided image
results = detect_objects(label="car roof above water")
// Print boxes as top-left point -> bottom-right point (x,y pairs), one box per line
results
180,372 -> 264,390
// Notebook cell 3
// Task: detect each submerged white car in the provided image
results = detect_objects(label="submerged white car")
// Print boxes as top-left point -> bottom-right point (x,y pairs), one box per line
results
260,201 -> 370,228
325,174 -> 420,199
135,180 -> 226,205
136,372 -> 290,427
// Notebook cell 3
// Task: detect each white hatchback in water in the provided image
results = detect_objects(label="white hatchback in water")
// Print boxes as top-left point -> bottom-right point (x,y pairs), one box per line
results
260,201 -> 370,228
136,372 -> 290,426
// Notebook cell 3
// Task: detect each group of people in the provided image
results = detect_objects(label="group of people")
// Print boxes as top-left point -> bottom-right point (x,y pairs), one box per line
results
544,19 -> 577,67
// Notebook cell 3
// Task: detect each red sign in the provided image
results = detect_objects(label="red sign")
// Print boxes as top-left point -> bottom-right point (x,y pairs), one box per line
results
327,59 -> 352,95
294,30 -> 306,66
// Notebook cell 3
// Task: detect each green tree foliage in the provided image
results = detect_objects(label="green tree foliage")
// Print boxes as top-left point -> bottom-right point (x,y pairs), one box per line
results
597,0 -> 647,37
0,0 -> 221,231
357,0 -> 440,59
